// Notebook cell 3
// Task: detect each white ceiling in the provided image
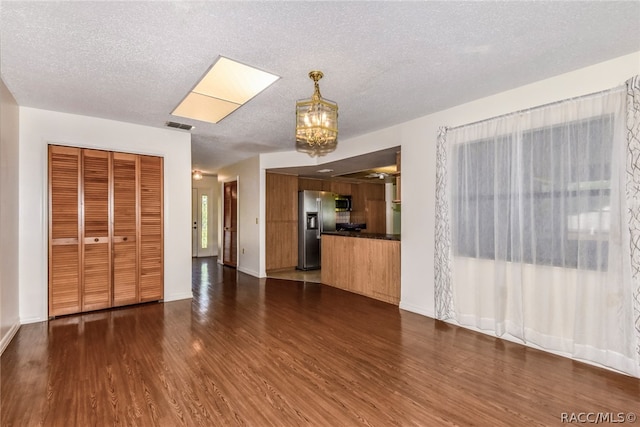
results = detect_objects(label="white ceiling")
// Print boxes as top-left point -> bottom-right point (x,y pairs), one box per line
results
2,1 -> 639,175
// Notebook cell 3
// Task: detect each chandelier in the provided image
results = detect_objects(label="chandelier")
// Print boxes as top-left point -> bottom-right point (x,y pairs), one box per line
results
295,71 -> 338,156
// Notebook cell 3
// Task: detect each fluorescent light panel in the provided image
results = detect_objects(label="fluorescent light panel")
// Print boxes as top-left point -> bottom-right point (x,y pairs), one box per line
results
172,56 -> 279,124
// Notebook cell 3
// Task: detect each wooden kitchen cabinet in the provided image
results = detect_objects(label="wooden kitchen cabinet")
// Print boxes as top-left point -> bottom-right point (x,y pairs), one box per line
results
330,181 -> 352,196
48,145 -> 163,317
393,150 -> 401,203
266,173 -> 298,270
298,177 -> 331,192
351,182 -> 385,231
365,199 -> 386,234
321,234 -> 400,305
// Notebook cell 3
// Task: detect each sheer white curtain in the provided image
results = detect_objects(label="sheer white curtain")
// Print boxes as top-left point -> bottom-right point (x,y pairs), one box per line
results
434,83 -> 640,377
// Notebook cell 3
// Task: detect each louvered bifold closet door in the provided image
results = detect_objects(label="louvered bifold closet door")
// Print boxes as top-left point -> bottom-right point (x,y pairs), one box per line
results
82,149 -> 112,311
49,146 -> 82,316
139,155 -> 163,302
112,153 -> 139,306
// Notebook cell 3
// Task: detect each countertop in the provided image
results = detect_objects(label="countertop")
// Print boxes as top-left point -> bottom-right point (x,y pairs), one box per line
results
322,231 -> 400,241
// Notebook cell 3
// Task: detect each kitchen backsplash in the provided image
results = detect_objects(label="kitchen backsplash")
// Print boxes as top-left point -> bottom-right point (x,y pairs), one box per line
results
336,211 -> 351,223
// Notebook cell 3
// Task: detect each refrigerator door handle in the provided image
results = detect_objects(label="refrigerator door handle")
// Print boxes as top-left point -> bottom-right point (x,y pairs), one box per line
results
317,198 -> 322,239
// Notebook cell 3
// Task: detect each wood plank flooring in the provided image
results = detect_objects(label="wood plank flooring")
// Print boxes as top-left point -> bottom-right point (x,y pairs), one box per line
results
2,257 -> 639,426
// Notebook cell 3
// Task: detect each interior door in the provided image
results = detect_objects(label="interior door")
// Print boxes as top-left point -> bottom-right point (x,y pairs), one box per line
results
139,155 -> 163,302
49,145 -> 82,316
112,152 -> 138,306
223,181 -> 238,267
81,149 -> 112,312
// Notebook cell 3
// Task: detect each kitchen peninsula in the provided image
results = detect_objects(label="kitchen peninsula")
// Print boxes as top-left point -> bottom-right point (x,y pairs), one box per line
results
321,232 -> 400,305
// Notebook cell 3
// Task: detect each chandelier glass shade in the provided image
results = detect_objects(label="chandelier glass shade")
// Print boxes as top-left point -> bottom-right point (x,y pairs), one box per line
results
295,71 -> 338,156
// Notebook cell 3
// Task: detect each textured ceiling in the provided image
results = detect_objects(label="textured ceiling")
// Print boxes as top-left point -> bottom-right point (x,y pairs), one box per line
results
2,1 -> 639,175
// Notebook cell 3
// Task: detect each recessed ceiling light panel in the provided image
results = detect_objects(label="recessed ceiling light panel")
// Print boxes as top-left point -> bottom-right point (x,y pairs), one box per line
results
193,57 -> 280,105
173,92 -> 241,124
172,56 -> 280,124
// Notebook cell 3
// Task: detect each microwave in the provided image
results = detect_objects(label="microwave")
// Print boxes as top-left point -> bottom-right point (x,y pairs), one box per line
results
335,195 -> 352,211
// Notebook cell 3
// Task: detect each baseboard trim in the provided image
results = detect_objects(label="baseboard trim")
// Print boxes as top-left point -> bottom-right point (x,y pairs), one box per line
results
20,315 -> 46,325
163,292 -> 193,302
399,301 -> 434,319
0,321 -> 20,356
238,266 -> 262,278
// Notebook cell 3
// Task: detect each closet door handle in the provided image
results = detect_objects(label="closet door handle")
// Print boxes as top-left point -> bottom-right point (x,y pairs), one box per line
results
123,237 -> 128,242
94,238 -> 99,242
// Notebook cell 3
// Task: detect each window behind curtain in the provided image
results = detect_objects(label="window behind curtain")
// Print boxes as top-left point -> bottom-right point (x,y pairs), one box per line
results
452,115 -> 614,271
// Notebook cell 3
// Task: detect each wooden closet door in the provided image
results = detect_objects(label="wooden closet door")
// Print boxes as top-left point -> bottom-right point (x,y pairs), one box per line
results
112,153 -> 139,306
82,149 -> 112,311
139,155 -> 163,302
49,146 -> 82,316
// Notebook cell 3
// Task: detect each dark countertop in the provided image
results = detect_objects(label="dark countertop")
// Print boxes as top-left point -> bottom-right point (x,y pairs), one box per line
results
322,231 -> 401,241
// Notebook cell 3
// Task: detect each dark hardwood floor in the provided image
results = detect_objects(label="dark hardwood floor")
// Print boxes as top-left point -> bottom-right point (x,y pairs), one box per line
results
2,257 -> 639,426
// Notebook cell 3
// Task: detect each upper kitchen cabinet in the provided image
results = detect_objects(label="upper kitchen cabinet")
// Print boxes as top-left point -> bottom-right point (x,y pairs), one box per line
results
298,177 -> 331,192
351,183 -> 386,233
330,181 -> 352,196
266,173 -> 298,222
351,182 -> 384,212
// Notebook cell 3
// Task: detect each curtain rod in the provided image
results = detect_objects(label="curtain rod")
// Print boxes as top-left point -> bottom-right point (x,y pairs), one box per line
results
445,84 -> 624,132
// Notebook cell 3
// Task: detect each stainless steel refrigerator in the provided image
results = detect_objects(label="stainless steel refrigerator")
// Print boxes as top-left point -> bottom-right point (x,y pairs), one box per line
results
297,190 -> 336,270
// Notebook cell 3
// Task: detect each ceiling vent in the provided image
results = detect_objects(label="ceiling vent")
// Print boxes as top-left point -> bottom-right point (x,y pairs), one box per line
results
165,121 -> 194,131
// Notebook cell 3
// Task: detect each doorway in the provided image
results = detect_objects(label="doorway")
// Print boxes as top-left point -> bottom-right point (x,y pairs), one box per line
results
192,187 -> 215,257
223,181 -> 238,267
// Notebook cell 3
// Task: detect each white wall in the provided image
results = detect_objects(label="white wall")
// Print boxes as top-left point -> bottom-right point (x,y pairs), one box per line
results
19,108 -> 193,324
0,79 -> 21,353
217,155 -> 262,277
192,175 -> 219,257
